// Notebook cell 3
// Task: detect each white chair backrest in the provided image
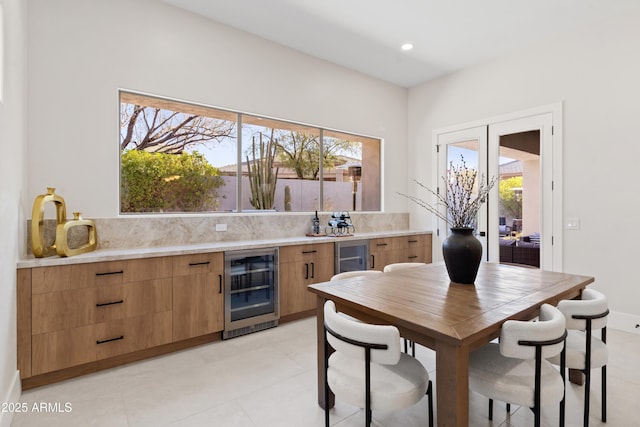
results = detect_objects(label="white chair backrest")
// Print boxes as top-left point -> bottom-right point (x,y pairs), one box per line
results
557,289 -> 608,331
324,300 -> 400,365
500,304 -> 566,360
382,263 -> 426,273
330,270 -> 383,281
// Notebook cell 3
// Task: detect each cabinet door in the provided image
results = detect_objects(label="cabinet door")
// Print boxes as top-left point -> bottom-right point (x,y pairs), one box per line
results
280,243 -> 333,317
369,237 -> 400,271
172,253 -> 224,341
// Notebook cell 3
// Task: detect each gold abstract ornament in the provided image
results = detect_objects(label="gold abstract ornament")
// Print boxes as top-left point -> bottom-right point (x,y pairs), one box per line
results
31,187 -> 67,257
55,212 -> 97,257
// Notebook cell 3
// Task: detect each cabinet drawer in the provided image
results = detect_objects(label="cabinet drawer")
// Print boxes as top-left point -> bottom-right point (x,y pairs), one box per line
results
172,252 -> 223,277
404,234 -> 430,249
369,237 -> 402,253
32,257 -> 172,294
31,311 -> 172,376
398,246 -> 428,263
32,278 -> 172,334
279,243 -> 333,262
95,311 -> 172,360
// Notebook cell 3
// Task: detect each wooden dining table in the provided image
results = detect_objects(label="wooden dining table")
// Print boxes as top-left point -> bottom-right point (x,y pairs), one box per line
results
308,262 -> 594,427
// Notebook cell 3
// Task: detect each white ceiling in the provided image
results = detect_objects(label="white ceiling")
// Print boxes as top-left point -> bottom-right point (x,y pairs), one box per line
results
164,0 -> 638,88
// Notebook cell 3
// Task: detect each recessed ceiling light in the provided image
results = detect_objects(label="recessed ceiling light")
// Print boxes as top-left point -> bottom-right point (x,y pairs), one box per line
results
401,42 -> 414,51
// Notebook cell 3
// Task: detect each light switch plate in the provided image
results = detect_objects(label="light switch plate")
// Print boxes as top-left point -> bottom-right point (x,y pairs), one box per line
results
215,223 -> 227,232
566,218 -> 580,230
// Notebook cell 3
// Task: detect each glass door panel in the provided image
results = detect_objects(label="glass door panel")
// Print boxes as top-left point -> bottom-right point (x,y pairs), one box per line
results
497,131 -> 541,267
437,126 -> 488,260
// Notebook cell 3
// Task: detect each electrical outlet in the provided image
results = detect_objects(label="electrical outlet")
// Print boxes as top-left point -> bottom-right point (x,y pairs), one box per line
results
215,223 -> 227,232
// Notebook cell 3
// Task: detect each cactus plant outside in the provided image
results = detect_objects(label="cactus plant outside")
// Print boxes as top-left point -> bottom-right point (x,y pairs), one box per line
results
247,132 -> 279,209
284,185 -> 292,211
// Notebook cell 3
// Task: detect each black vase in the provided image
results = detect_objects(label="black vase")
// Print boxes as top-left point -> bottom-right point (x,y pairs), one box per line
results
442,227 -> 483,284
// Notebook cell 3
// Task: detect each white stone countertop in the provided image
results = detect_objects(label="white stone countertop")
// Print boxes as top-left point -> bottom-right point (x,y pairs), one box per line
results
17,230 -> 432,269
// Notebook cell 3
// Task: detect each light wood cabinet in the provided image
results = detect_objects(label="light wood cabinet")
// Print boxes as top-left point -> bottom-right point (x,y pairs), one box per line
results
27,257 -> 173,377
16,233 -> 432,388
369,237 -> 402,271
397,234 -> 433,264
279,243 -> 334,317
369,234 -> 432,271
31,311 -> 172,375
172,252 -> 224,341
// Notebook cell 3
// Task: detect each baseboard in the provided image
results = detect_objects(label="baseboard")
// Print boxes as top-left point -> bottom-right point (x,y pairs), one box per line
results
0,370 -> 22,427
609,310 -> 640,335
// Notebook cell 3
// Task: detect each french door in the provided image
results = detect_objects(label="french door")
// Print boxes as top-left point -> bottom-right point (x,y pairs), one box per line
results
436,126 -> 490,258
435,109 -> 559,270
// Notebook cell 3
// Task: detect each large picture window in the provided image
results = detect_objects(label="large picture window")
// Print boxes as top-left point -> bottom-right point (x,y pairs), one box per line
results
119,91 -> 381,213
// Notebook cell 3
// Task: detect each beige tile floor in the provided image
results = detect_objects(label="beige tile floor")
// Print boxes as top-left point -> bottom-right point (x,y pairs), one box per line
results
11,317 -> 640,426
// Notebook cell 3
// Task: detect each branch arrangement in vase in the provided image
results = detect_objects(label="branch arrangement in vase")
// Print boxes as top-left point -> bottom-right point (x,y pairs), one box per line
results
399,155 -> 497,229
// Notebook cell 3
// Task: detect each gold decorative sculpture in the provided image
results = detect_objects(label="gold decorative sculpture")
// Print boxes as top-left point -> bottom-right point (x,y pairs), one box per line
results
31,188 -> 98,257
31,187 -> 67,257
55,212 -> 97,257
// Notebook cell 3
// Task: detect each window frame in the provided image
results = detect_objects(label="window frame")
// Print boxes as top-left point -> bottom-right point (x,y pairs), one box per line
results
119,90 -> 381,214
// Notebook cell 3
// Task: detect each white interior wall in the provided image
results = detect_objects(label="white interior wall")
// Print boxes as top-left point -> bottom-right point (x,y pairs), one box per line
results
407,11 -> 640,319
0,0 -> 27,425
26,0 -> 408,220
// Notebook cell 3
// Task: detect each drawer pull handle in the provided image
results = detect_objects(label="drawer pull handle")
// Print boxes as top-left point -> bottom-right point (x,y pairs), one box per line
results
302,250 -> 317,254
189,261 -> 210,266
96,335 -> 124,345
96,270 -> 124,277
408,239 -> 418,243
408,255 -> 418,259
96,299 -> 124,307
376,243 -> 388,247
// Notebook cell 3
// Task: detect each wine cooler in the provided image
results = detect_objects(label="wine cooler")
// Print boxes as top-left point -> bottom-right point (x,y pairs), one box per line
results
223,248 -> 279,339
334,239 -> 369,273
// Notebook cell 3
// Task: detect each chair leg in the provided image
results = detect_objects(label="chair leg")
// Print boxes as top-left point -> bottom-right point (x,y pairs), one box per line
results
427,380 -> 434,427
506,403 -> 511,413
488,398 -> 493,420
324,336 -> 330,427
602,365 -> 607,422
411,340 -> 415,357
583,367 -> 591,427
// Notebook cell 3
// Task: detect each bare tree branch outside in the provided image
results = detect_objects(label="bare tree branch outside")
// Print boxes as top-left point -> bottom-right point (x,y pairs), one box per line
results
120,104 -> 236,153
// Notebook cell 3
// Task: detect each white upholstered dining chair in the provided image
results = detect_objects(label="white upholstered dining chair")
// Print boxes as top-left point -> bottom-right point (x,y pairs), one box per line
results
468,303 -> 567,427
323,300 -> 433,427
549,289 -> 609,427
382,262 -> 427,272
330,270 -> 383,281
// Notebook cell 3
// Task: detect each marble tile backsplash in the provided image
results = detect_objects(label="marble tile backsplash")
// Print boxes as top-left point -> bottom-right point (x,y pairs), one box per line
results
28,212 -> 409,253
